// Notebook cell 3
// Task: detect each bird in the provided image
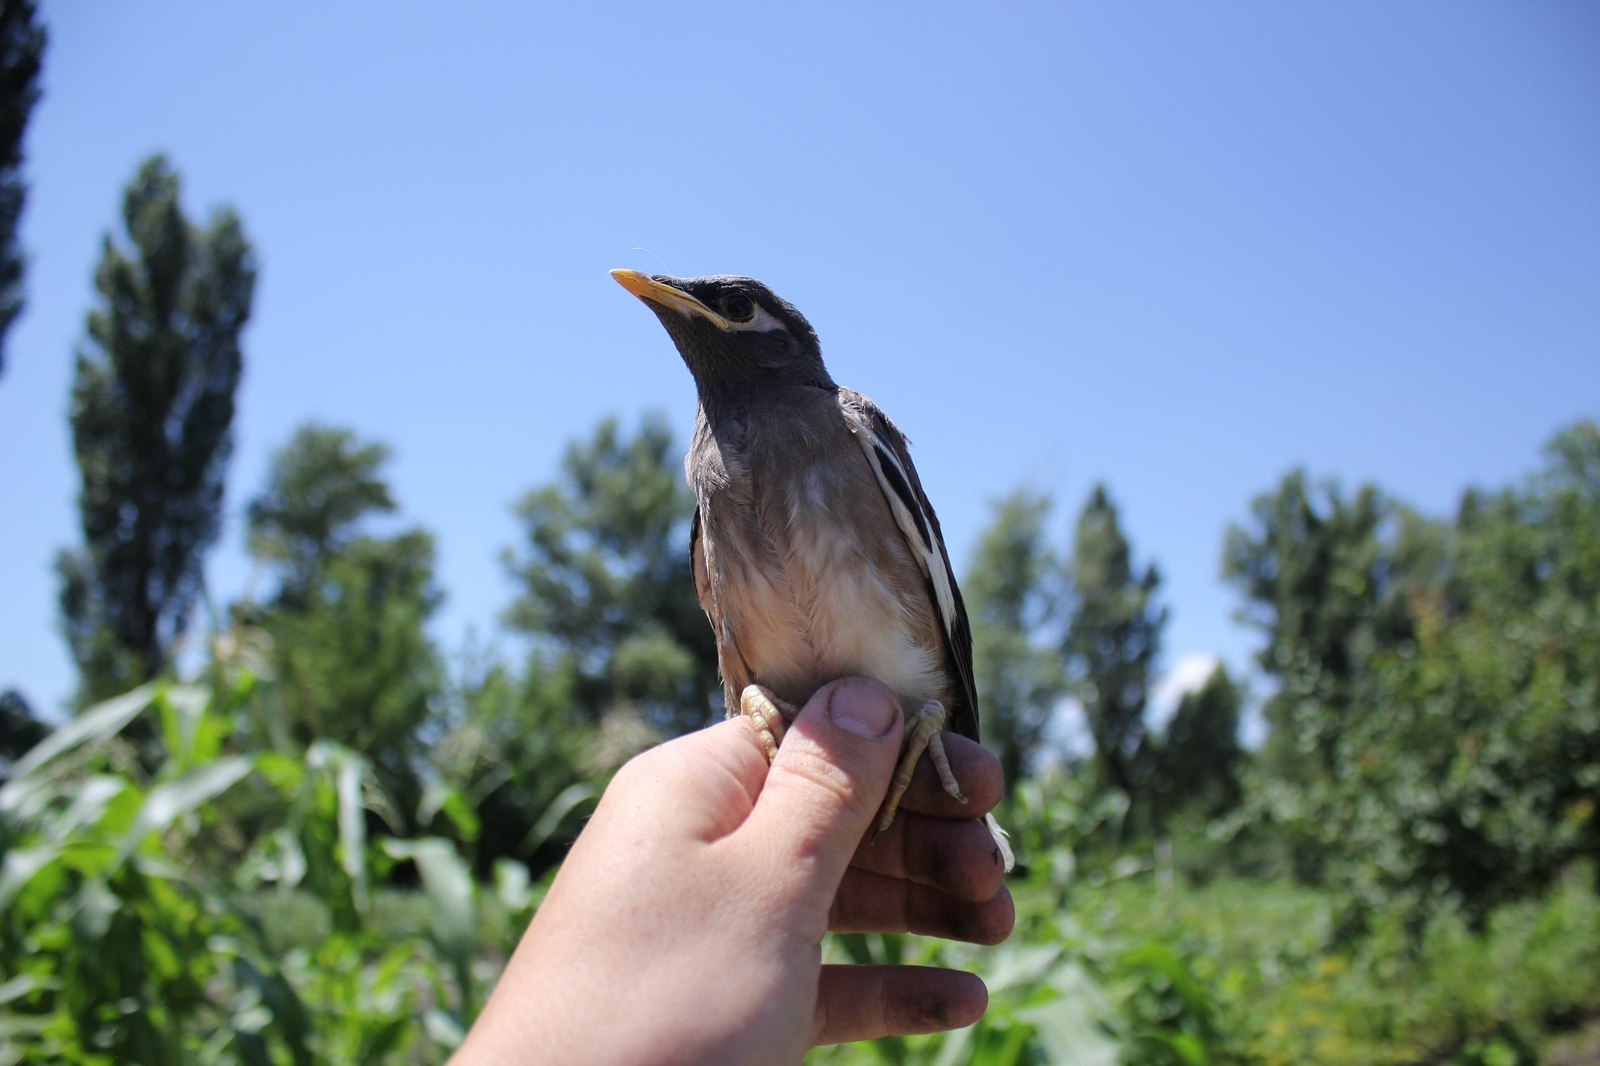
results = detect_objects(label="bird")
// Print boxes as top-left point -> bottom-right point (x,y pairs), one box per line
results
611,268 -> 1013,872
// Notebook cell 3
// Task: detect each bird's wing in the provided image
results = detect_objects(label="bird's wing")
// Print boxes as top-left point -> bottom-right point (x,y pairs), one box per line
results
690,505 -> 713,616
691,503 -> 754,711
840,389 -> 981,741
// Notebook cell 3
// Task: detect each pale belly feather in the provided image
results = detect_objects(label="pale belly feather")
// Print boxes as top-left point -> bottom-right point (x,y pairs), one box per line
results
706,471 -> 945,712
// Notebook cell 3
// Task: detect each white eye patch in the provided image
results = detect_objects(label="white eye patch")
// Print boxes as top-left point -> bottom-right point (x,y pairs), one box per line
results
727,302 -> 788,334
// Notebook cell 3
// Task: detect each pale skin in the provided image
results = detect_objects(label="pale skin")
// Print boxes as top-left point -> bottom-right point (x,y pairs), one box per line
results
453,678 -> 1015,1065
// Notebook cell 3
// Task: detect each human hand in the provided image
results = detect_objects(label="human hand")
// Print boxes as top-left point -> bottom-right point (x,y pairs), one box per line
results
454,677 -> 1015,1065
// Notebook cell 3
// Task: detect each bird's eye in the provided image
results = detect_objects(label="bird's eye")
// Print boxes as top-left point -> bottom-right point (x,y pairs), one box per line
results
723,293 -> 756,322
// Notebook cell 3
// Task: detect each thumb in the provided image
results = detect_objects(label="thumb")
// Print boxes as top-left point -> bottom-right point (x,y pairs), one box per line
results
738,678 -> 904,902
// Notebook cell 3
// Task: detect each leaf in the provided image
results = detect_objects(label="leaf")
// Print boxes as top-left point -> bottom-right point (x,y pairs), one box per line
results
418,781 -> 480,841
1015,961 -> 1119,1066
228,949 -> 313,1066
518,781 -> 600,853
0,972 -> 59,1006
335,749 -> 368,913
0,843 -> 62,913
1146,1029 -> 1209,1066
119,757 -> 253,858
252,751 -> 307,791
928,1021 -> 978,1066
423,1008 -> 466,1049
1119,939 -> 1211,1019
0,682 -> 157,788
383,838 -> 475,960
492,858 -> 534,915
157,684 -> 223,770
984,941 -> 1067,993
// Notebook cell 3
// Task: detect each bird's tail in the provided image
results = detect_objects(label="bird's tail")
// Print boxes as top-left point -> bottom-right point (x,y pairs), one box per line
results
985,812 -> 1016,874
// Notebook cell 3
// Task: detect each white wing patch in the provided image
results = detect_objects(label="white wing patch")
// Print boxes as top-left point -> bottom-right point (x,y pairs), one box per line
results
852,415 -> 959,644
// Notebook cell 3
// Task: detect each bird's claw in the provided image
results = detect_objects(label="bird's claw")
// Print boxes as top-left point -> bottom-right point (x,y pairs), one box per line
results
877,698 -> 966,833
738,683 -> 795,762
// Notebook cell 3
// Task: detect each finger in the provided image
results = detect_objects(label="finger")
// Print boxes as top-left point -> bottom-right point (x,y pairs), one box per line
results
738,678 -> 903,902
813,964 -> 987,1046
893,731 -> 1005,818
852,811 -> 1008,902
611,718 -> 770,842
829,867 -> 1015,944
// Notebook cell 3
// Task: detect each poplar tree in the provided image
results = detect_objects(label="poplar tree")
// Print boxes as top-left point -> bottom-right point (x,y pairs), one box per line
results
0,0 -> 44,376
1064,484 -> 1166,803
58,155 -> 255,703
965,489 -> 1065,792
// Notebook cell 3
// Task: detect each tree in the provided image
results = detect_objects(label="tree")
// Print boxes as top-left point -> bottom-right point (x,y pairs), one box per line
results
1223,427 -> 1600,921
0,0 -> 44,377
246,424 -> 397,609
1336,422 -> 1600,922
1221,472 -> 1429,883
964,489 -> 1065,793
1063,484 -> 1167,807
1151,663 -> 1244,824
0,686 -> 48,782
1221,472 -> 1419,782
57,155 -> 255,704
244,424 -> 442,825
502,414 -> 717,735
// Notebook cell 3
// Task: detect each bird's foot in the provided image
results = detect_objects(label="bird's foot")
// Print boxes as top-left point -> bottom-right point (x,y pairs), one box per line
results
877,699 -> 967,833
738,683 -> 796,763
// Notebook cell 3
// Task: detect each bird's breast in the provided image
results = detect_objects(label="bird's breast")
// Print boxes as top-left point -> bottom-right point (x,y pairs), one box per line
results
701,453 -> 946,710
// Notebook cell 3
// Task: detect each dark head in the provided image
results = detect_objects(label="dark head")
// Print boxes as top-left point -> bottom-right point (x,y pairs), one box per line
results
611,270 -> 834,402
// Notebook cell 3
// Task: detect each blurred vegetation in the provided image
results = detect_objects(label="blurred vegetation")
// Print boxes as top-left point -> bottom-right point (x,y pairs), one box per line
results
4,141 -> 1599,1063
56,153 -> 256,709
0,0 -> 43,379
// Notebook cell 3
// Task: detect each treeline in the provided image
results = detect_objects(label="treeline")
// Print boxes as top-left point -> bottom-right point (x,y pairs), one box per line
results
2,15 -> 1595,1056
0,103 -> 1596,1062
9,155 -> 1595,939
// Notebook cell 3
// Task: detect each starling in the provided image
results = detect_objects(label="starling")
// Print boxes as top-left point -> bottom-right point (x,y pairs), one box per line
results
612,269 -> 1013,871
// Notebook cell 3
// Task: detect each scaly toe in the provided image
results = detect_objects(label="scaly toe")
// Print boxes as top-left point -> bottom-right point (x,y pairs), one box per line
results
738,683 -> 796,763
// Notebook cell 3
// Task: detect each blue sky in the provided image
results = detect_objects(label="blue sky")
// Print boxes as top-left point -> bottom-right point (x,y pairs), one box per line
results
3,3 -> 1597,721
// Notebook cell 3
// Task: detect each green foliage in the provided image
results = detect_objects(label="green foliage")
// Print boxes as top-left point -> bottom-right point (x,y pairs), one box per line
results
1332,423 -> 1600,922
0,678 -> 496,1064
1230,868 -> 1600,1066
430,648 -> 602,875
0,0 -> 44,377
1065,484 -> 1167,810
0,688 -> 47,782
0,684 -> 308,1064
1226,422 -> 1600,923
965,489 -> 1067,793
502,413 -> 717,735
19,396 -> 1600,1061
262,533 -> 442,821
243,425 -> 444,831
246,424 -> 398,609
57,155 -> 256,704
1222,472 -> 1421,785
816,856 -> 1599,1066
1150,665 -> 1244,827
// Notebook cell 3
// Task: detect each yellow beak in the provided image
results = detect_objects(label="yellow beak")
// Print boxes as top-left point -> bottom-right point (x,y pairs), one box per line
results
609,268 -> 731,330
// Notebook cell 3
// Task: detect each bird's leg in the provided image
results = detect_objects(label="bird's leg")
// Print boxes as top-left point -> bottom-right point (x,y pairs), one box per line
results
877,699 -> 967,833
738,683 -> 796,763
